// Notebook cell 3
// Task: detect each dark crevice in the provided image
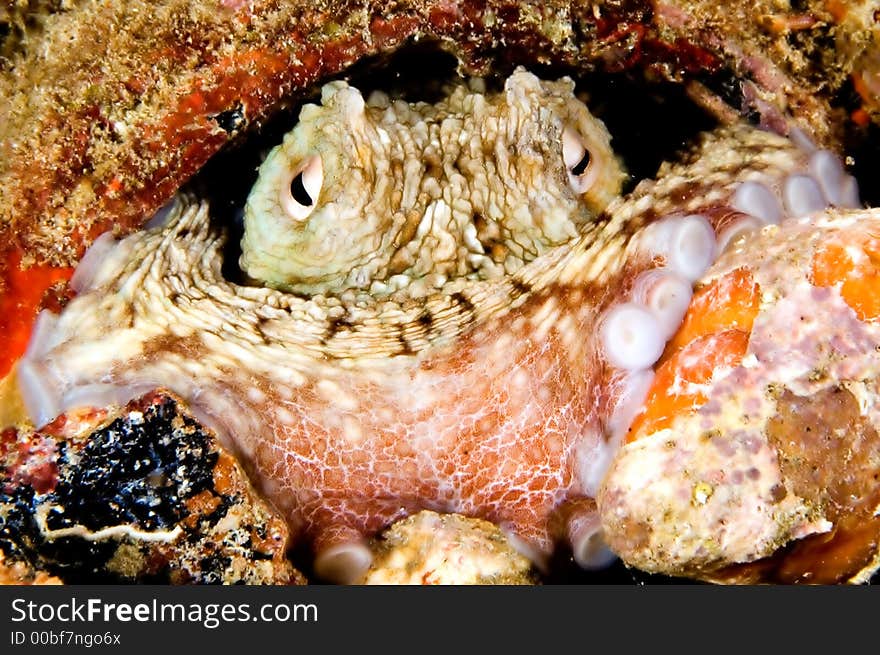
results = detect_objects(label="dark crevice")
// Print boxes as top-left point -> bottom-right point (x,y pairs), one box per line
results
834,78 -> 880,209
845,121 -> 880,209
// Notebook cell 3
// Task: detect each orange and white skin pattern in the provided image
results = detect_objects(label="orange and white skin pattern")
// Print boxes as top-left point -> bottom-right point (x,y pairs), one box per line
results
14,67 -> 861,582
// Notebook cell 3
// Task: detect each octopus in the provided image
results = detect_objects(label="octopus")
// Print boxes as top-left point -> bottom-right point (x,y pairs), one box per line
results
12,63 -> 866,583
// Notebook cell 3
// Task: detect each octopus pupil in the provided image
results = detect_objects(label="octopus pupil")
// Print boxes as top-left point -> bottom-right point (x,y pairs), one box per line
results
571,149 -> 591,176
290,171 -> 313,206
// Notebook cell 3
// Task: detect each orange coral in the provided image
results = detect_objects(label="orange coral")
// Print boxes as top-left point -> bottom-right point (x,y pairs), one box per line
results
811,233 -> 880,321
628,269 -> 761,442
0,251 -> 73,379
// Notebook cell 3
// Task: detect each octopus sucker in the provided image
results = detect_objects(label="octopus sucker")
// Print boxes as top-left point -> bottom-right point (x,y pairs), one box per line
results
12,63 -> 866,582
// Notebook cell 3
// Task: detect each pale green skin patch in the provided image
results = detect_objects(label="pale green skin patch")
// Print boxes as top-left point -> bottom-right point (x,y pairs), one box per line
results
240,68 -> 625,297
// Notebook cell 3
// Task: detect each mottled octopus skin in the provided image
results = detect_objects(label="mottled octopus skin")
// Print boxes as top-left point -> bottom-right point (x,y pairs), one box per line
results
600,209 -> 880,583
240,70 -> 624,296
15,70 -> 841,581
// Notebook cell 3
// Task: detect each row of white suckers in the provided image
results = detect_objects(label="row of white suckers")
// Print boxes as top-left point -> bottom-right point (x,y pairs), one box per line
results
601,147 -> 859,372
596,147 -> 860,446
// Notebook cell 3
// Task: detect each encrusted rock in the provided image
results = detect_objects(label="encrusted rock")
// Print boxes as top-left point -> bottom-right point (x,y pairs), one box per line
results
359,511 -> 537,585
600,208 -> 880,584
0,391 -> 304,584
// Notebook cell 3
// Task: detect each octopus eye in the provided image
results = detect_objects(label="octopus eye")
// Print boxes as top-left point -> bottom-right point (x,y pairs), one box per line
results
281,154 -> 323,221
562,125 -> 599,195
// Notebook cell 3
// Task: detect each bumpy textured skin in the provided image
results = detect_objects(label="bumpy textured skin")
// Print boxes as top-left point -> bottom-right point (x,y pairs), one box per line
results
240,70 -> 624,295
600,209 -> 880,584
16,71 -> 826,580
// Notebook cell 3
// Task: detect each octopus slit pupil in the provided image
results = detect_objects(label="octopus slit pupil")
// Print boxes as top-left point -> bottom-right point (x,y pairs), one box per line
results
571,150 -> 591,176
290,172 -> 313,207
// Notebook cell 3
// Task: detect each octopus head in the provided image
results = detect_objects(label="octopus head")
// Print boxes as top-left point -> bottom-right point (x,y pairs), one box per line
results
239,67 -> 625,296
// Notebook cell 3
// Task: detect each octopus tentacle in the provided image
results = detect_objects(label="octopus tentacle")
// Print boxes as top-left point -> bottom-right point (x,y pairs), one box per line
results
564,500 -> 617,571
